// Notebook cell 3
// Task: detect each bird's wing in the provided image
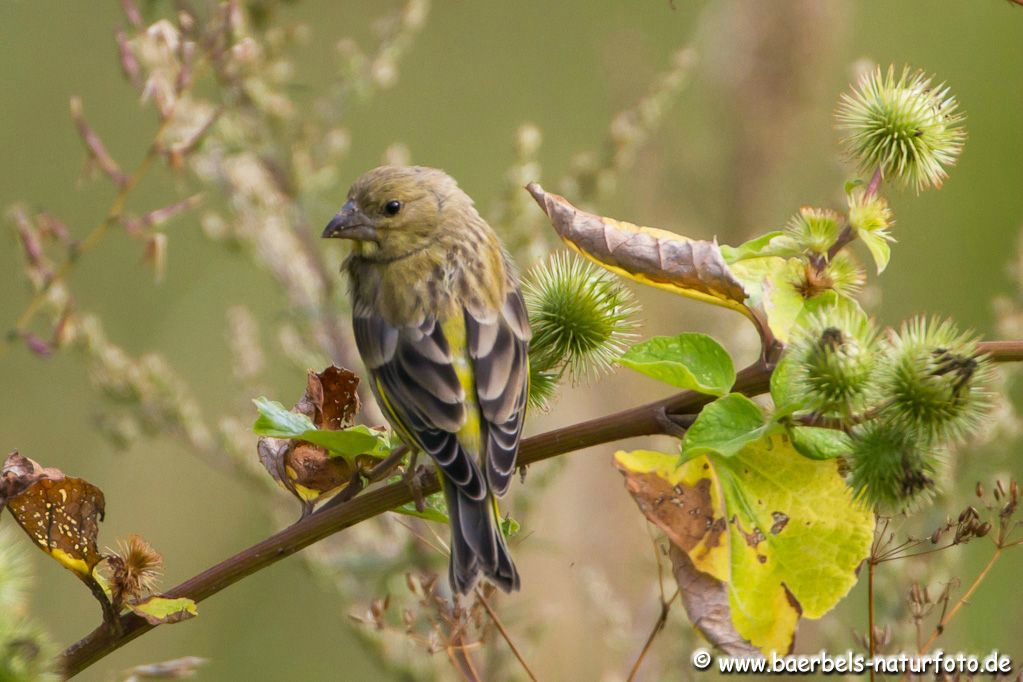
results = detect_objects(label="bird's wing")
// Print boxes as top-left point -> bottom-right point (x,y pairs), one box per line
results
353,309 -> 487,501
465,288 -> 531,496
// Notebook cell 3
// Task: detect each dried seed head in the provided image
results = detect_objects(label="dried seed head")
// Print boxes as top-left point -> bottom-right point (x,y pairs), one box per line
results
105,534 -> 163,603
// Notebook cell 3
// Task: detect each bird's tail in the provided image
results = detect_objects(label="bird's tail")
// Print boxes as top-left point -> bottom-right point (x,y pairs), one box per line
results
443,481 -> 519,595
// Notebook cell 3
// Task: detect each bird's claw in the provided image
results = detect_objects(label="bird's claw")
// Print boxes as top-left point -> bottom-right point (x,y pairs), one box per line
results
404,464 -> 428,512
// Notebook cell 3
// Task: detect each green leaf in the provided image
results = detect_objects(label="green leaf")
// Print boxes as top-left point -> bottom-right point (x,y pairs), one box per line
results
682,394 -> 771,459
499,515 -> 521,538
789,426 -> 853,460
844,178 -> 865,194
728,257 -> 806,344
127,596 -> 198,625
619,333 -> 735,396
720,231 -> 798,263
731,259 -> 867,345
615,434 -> 873,654
797,289 -> 866,324
858,229 -> 892,274
299,425 -> 390,460
252,397 -> 315,437
253,397 -> 391,462
769,355 -> 804,417
393,504 -> 449,524
392,490 -> 449,524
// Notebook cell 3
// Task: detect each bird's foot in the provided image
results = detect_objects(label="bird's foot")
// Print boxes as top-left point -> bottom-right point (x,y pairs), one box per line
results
403,463 -> 429,513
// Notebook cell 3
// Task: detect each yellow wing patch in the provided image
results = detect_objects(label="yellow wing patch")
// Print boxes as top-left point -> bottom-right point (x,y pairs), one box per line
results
441,316 -> 482,455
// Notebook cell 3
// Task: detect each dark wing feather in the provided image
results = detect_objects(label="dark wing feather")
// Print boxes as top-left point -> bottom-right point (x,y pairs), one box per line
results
466,288 -> 531,496
353,310 -> 487,500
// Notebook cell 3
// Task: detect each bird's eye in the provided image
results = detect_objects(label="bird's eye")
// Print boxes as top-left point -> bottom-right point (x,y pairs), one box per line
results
384,200 -> 402,216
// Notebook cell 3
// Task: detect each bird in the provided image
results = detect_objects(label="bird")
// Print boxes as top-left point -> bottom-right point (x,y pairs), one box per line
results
322,165 -> 530,594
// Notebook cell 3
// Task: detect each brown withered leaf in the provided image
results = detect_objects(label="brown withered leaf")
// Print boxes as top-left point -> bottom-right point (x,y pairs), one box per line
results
1,451 -> 64,508
298,366 -> 361,430
613,456 -> 727,560
257,366 -> 362,511
526,183 -> 751,318
284,443 -> 353,497
670,545 -> 761,657
614,452 -> 758,655
6,475 -> 106,579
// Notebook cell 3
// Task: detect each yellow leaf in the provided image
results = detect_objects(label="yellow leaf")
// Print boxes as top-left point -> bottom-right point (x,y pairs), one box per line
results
616,434 -> 873,654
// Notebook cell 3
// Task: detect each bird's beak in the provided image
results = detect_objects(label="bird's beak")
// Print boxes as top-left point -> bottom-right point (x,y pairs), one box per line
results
322,201 -> 378,242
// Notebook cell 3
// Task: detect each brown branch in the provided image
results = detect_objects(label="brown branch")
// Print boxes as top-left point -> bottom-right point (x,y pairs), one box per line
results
56,340 -> 1023,677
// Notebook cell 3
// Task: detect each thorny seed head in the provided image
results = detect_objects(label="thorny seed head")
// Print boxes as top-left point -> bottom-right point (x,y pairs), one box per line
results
875,317 -> 993,445
523,252 -> 640,393
847,188 -> 894,235
848,421 -> 936,511
787,309 -> 878,415
836,65 -> 966,192
785,206 -> 842,255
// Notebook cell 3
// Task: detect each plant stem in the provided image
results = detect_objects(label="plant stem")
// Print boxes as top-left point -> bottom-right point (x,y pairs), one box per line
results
916,547 -> 1003,655
626,590 -> 679,682
56,340 -> 1023,677
10,115 -> 172,343
475,588 -> 538,682
864,167 -> 884,198
826,167 -> 884,263
867,559 -> 876,682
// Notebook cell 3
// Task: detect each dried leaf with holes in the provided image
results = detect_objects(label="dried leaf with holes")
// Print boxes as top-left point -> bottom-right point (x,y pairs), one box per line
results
4,470 -> 105,579
298,365 -> 362,429
256,366 -> 364,509
615,441 -> 872,654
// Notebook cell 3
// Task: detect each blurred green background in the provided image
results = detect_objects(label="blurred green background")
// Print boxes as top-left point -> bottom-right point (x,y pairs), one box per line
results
2,1 -> 1022,680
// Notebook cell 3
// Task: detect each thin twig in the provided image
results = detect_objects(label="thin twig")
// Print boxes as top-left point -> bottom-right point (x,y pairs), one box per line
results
916,546 -> 1003,655
446,643 -> 480,682
5,115 -> 174,357
626,589 -> 679,682
867,559 -> 876,682
826,167 -> 884,263
864,167 -> 884,198
475,588 -> 538,682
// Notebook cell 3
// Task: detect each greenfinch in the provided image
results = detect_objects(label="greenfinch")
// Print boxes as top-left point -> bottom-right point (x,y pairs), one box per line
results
323,166 -> 529,594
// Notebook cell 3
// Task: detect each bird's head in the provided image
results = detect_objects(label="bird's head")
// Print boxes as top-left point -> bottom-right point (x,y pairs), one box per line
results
323,165 -> 471,261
